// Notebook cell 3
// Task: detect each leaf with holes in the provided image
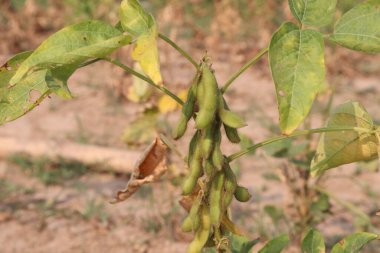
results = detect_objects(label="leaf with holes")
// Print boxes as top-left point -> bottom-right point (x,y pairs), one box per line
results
330,232 -> 378,253
269,22 -> 325,134
311,102 -> 379,176
120,0 -> 163,85
10,20 -> 131,85
302,229 -> 325,253
289,0 -> 337,27
0,52 -> 50,125
329,0 -> 380,53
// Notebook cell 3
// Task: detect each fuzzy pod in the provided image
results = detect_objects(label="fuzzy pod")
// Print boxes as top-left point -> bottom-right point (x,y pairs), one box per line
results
195,63 -> 218,129
187,206 -> 212,253
209,171 -> 225,226
234,185 -> 252,202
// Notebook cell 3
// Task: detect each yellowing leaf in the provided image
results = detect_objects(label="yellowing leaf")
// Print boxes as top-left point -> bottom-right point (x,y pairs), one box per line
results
311,102 -> 379,176
158,89 -> 187,113
127,63 -> 153,103
289,0 -> 337,27
111,137 -> 167,203
330,233 -> 378,253
269,22 -> 326,135
329,0 -> 380,53
120,0 -> 163,85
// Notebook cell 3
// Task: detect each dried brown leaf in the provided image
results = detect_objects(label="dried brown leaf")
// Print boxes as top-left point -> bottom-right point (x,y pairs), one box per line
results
111,137 -> 167,203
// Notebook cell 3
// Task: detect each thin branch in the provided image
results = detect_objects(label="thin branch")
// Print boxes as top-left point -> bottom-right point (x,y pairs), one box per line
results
227,126 -> 371,162
158,33 -> 199,69
221,47 -> 268,94
103,58 -> 184,105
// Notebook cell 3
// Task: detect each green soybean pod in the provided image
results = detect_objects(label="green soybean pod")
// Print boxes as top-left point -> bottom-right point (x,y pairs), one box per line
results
187,131 -> 200,165
222,163 -> 237,209
195,64 -> 218,129
187,206 -> 211,253
234,185 -> 252,202
173,83 -> 197,140
204,158 -> 216,181
183,135 -> 202,195
200,123 -> 215,159
218,94 -> 247,129
212,130 -> 224,170
224,124 -> 241,144
182,194 -> 202,232
209,171 -> 225,226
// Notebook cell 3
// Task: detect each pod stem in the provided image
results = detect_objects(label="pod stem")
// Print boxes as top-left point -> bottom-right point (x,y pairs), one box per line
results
221,47 -> 269,94
103,57 -> 184,106
158,33 -> 199,69
227,126 -> 371,162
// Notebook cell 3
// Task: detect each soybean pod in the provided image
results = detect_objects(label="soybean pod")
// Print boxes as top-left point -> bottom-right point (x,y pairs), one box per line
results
182,193 -> 202,232
222,163 -> 237,210
200,122 -> 215,159
209,171 -> 225,226
173,82 -> 198,140
212,129 -> 224,170
195,63 -> 218,129
183,134 -> 203,195
187,131 -> 200,165
218,95 -> 247,129
224,124 -> 241,144
234,185 -> 252,202
187,206 -> 211,253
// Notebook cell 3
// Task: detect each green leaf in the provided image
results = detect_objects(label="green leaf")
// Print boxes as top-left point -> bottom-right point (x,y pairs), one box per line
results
229,234 -> 260,253
269,22 -> 325,135
120,0 -> 163,85
127,63 -> 153,103
311,102 -> 378,176
330,232 -> 378,253
329,0 -> 380,53
45,65 -> 77,99
10,20 -> 131,85
289,0 -> 337,27
0,52 -> 51,125
258,234 -> 290,253
301,229 -> 325,253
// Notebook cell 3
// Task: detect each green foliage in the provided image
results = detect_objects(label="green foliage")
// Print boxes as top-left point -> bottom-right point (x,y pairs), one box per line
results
311,102 -> 379,176
329,0 -> 380,53
2,0 -> 380,252
289,0 -> 337,27
10,20 -> 130,86
229,234 -> 259,253
258,234 -> 290,253
302,229 -> 325,253
330,232 -> 378,253
269,22 -> 325,134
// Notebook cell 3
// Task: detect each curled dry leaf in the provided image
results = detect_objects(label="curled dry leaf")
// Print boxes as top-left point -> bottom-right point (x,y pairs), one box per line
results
111,137 -> 167,203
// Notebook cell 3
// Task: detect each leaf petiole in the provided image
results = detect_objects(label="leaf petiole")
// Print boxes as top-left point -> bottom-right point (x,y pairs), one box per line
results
227,126 -> 372,162
158,33 -> 199,69
103,57 -> 184,105
221,47 -> 269,94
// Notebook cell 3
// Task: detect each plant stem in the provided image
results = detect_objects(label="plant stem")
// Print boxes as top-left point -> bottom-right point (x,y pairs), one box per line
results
221,47 -> 269,94
227,126 -> 370,162
158,33 -> 199,69
103,58 -> 184,105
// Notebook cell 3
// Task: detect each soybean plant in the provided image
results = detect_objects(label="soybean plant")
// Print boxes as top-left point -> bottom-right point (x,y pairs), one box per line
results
1,0 -> 380,252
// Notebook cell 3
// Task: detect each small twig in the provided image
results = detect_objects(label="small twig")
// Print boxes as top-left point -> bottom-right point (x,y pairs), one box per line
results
103,57 -> 184,105
221,47 -> 268,94
158,33 -> 199,68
